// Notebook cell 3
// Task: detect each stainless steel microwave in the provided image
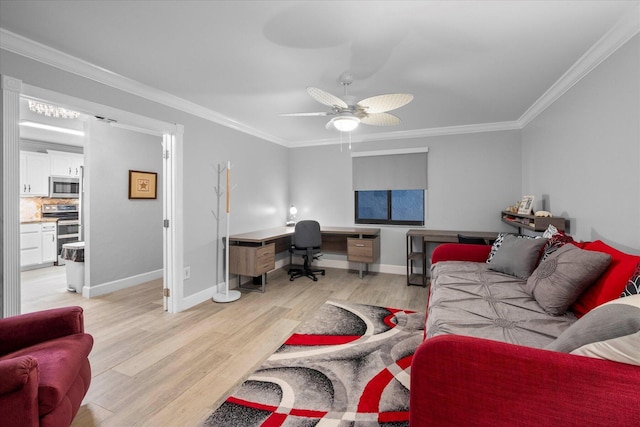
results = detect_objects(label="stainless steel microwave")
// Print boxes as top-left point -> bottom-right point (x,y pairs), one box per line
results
49,176 -> 80,198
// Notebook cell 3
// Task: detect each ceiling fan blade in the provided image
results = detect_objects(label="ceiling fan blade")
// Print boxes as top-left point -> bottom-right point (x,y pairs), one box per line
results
280,112 -> 330,117
307,87 -> 348,109
360,112 -> 401,126
357,93 -> 413,114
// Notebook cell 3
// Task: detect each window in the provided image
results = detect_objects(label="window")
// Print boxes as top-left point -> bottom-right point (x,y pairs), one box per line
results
355,189 -> 424,225
352,148 -> 428,226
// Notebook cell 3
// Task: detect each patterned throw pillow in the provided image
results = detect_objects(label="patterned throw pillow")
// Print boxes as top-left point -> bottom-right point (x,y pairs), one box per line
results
543,224 -> 558,238
486,232 -> 508,263
541,231 -> 575,262
620,262 -> 640,297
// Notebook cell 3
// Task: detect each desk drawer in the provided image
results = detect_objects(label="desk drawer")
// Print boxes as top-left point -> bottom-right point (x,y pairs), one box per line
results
230,243 -> 275,276
347,237 -> 380,263
255,245 -> 275,275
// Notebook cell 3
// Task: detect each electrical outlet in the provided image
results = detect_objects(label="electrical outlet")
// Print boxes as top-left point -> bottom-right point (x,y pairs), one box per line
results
184,266 -> 191,280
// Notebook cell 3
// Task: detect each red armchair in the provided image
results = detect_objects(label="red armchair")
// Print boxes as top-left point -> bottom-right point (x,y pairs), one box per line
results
0,306 -> 93,427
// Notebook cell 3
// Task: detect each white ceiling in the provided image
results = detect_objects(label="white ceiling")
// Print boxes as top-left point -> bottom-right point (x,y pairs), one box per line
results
1,1 -> 638,147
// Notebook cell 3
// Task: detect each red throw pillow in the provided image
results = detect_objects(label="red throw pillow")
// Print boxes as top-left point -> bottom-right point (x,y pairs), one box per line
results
571,240 -> 640,317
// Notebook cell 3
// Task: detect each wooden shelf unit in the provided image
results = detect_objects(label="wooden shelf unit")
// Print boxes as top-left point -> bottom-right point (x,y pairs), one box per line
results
406,232 -> 428,287
500,211 -> 566,232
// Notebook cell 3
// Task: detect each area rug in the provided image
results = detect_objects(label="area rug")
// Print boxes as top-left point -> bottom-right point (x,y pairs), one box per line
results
203,300 -> 425,426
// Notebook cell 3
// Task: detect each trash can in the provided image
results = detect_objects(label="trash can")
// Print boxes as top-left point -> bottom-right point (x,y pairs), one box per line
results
61,241 -> 85,293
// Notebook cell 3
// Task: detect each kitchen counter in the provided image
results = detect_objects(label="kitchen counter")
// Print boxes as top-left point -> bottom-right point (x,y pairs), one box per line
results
21,218 -> 59,224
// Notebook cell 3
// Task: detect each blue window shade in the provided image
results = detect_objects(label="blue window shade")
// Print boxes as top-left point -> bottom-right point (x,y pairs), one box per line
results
391,190 -> 424,222
357,191 -> 388,220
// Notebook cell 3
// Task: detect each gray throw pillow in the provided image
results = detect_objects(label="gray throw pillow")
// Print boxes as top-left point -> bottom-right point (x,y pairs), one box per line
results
487,234 -> 548,279
546,294 -> 640,365
527,244 -> 611,315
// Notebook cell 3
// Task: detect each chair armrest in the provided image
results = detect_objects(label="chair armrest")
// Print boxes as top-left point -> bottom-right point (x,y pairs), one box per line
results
0,306 -> 85,356
410,335 -> 640,426
0,356 -> 39,427
431,243 -> 491,264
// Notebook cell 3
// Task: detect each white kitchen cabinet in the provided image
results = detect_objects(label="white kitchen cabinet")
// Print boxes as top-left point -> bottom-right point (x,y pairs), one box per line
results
20,152 -> 50,196
20,223 -> 42,267
21,222 -> 58,267
41,223 -> 58,263
49,151 -> 83,177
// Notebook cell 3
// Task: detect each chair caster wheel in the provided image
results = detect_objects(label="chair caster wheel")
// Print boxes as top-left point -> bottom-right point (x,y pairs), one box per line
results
313,277 -> 318,281
290,277 -> 294,281
321,272 -> 325,276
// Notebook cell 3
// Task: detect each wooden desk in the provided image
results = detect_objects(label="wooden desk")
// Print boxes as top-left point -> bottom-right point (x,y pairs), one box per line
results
229,226 -> 381,292
406,229 -> 500,287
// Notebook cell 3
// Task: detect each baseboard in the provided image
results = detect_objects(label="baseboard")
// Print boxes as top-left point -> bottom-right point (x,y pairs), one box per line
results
82,269 -> 163,298
277,257 -> 405,275
314,259 -> 406,275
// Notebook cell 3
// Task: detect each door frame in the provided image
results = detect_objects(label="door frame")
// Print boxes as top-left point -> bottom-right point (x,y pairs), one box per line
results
1,75 -> 184,315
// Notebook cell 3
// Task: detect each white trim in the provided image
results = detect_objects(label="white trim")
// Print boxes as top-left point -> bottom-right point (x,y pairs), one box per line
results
291,121 -> 522,147
519,4 -> 640,127
314,259 -> 405,276
82,269 -> 163,298
1,75 -> 23,317
167,129 -> 184,314
351,147 -> 429,158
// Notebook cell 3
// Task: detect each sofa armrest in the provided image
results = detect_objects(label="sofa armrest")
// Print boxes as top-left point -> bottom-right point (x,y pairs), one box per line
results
0,306 -> 85,356
431,243 -> 491,264
0,356 -> 39,427
410,335 -> 640,427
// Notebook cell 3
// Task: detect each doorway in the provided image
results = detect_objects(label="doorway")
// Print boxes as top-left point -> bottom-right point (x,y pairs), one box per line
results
3,77 -> 183,315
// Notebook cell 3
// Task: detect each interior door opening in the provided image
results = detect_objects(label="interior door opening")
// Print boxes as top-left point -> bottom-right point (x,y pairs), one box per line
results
7,81 -> 181,315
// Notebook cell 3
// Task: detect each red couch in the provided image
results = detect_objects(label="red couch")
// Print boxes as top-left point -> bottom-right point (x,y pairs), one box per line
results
410,242 -> 640,426
0,306 -> 93,427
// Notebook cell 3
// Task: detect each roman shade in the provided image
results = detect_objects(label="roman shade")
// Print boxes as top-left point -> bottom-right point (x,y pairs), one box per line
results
352,148 -> 428,191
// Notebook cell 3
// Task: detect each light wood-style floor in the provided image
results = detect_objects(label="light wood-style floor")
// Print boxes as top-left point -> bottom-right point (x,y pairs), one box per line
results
21,265 -> 428,427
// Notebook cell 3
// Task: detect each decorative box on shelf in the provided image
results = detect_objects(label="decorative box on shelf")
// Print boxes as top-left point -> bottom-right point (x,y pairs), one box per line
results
501,211 -> 566,232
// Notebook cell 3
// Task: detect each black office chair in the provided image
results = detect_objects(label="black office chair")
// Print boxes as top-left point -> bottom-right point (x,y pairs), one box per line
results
288,220 -> 325,282
457,234 -> 488,245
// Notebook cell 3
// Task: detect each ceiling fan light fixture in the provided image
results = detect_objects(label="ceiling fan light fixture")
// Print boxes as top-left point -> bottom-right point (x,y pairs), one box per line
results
331,115 -> 360,132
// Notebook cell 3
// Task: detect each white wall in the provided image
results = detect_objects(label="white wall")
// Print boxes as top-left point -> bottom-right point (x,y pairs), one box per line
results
289,130 -> 522,267
86,120 -> 163,288
522,34 -> 640,254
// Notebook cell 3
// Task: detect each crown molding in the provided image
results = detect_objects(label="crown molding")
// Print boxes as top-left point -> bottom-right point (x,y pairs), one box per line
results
0,28 -> 287,146
291,120 -> 522,148
518,3 -> 640,127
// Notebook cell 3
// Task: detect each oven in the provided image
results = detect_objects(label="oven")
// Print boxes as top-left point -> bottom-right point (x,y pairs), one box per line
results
42,204 -> 80,265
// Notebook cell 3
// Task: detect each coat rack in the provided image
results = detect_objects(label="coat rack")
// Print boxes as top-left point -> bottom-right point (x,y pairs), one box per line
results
212,161 -> 241,303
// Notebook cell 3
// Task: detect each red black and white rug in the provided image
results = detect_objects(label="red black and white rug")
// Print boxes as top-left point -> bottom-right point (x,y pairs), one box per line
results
203,301 -> 425,426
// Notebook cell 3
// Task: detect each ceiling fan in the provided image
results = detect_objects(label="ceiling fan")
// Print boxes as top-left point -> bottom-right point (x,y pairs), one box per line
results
281,72 -> 413,132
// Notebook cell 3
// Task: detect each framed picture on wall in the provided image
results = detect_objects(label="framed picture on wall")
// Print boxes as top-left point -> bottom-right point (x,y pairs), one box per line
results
128,170 -> 157,199
518,195 -> 535,214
